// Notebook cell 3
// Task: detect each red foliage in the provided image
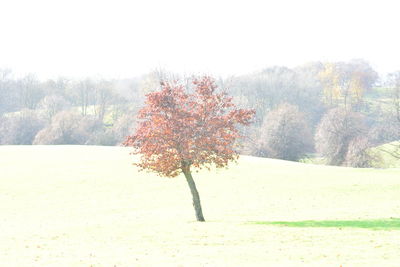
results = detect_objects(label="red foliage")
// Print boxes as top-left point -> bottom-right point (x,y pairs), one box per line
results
124,76 -> 255,177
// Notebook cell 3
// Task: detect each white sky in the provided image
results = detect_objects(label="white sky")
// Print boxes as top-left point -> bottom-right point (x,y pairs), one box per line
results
1,0 -> 400,80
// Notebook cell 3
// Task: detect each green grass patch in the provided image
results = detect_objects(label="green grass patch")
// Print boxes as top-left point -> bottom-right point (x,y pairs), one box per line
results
253,218 -> 400,230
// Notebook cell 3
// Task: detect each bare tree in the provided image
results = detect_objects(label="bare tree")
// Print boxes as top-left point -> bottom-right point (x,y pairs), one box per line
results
0,69 -> 15,115
42,77 -> 71,98
345,136 -> 379,167
109,113 -> 137,144
71,79 -> 94,116
34,110 -> 107,145
388,71 -> 400,124
315,107 -> 367,165
374,72 -> 400,159
0,110 -> 44,145
93,80 -> 114,121
17,74 -> 44,110
229,65 -> 324,127
256,103 -> 313,161
39,95 -> 70,121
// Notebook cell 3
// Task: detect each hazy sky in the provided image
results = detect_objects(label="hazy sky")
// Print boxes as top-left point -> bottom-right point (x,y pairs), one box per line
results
1,0 -> 399,80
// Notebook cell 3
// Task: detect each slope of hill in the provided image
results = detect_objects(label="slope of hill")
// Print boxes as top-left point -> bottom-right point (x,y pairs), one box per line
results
0,146 -> 399,266
372,141 -> 400,168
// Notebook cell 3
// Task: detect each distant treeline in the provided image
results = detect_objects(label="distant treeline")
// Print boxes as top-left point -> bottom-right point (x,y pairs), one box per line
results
0,59 -> 399,167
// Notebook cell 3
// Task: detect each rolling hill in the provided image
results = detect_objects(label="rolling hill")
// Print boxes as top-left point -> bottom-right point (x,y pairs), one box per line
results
1,145 -> 399,266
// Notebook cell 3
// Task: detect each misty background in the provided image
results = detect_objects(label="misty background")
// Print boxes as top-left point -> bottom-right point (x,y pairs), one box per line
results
1,0 -> 400,167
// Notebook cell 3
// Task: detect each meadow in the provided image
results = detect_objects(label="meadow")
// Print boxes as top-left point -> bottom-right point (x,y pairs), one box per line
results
1,146 -> 399,266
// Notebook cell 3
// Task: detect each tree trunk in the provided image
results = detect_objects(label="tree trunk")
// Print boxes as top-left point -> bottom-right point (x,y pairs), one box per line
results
182,166 -> 205,222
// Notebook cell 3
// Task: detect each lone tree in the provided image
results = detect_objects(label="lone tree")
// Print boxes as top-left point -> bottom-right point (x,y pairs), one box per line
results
124,76 -> 255,221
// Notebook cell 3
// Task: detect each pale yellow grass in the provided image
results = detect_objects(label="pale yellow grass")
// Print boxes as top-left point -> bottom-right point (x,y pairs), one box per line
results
1,145 -> 399,266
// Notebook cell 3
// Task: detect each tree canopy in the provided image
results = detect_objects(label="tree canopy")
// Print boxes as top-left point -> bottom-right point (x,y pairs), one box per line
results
124,76 -> 255,221
124,76 -> 255,177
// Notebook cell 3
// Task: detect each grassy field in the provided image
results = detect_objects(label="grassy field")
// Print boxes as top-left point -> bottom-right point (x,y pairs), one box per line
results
1,146 -> 400,266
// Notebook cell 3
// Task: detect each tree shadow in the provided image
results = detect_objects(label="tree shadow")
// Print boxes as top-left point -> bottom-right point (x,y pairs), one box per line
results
252,218 -> 400,230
